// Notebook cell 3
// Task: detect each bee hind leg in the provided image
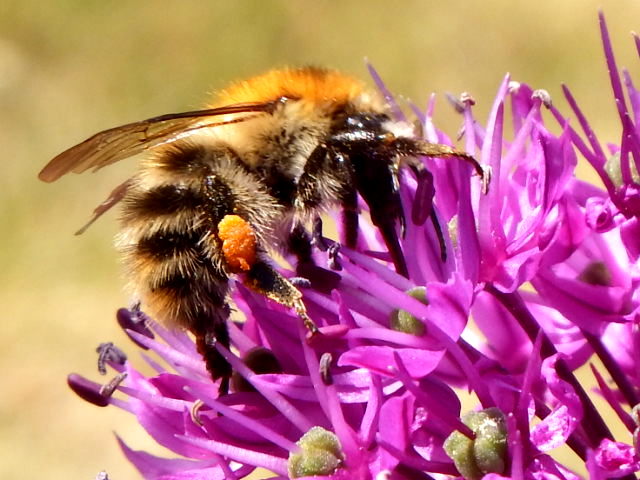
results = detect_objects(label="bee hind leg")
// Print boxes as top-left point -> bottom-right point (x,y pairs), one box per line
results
191,307 -> 232,395
214,214 -> 319,333
244,260 -> 318,334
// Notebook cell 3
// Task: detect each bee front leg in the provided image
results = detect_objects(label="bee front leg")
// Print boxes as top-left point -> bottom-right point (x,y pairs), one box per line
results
339,184 -> 359,249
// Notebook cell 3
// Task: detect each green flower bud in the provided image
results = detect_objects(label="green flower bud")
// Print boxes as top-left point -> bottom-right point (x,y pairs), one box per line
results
443,429 -> 483,480
390,286 -> 427,335
444,408 -> 507,480
605,152 -> 640,188
448,216 -> 459,249
288,426 -> 344,478
632,404 -> 640,427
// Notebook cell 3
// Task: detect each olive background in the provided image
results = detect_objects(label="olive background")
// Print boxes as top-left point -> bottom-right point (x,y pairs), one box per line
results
2,1 -> 640,479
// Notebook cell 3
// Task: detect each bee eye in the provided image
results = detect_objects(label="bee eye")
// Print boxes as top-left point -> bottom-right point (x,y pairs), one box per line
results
334,152 -> 347,165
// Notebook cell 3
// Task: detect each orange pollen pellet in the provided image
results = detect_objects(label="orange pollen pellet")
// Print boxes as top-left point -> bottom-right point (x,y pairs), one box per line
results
217,215 -> 257,273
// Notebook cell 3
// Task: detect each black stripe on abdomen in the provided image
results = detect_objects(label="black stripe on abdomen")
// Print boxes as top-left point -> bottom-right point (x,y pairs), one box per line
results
122,184 -> 203,223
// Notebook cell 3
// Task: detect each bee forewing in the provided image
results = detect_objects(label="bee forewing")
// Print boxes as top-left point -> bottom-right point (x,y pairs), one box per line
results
38,102 -> 277,183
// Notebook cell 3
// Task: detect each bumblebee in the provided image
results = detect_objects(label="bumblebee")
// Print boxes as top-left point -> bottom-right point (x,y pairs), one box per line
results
40,67 -> 484,393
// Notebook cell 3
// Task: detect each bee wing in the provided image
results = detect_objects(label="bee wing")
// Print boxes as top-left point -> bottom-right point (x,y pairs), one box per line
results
39,101 -> 279,182
74,178 -> 132,235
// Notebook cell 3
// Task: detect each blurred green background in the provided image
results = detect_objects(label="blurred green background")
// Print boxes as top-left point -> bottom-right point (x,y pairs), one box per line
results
3,1 -> 640,478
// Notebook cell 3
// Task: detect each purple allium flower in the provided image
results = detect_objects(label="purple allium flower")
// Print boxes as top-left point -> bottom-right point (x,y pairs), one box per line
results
69,12 -> 640,480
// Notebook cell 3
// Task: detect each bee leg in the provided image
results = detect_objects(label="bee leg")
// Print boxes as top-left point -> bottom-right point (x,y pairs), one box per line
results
371,209 -> 409,277
340,185 -> 359,249
311,216 -> 328,251
345,165 -> 408,277
407,162 -> 447,262
430,209 -> 447,262
288,223 -> 340,293
295,145 -> 359,248
196,174 -> 240,393
244,260 -> 318,334
295,145 -> 329,214
332,147 -> 408,277
192,307 -> 232,395
288,223 -> 314,264
213,213 -> 318,332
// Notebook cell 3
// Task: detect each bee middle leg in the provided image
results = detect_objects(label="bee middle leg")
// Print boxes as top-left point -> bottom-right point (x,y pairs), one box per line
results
287,223 -> 341,293
293,146 -> 356,283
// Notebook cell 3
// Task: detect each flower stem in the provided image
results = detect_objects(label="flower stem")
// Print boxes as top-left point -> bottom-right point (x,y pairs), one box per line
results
582,329 -> 640,408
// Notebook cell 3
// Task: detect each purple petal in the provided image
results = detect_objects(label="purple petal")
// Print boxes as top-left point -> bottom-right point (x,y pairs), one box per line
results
595,439 -> 640,477
366,63 -> 406,122
531,404 -> 577,452
471,291 -> 530,371
531,355 -> 582,451
116,435 -> 224,480
620,217 -> 640,261
358,373 -> 383,447
338,346 -> 444,379
176,434 -> 289,476
255,370 -> 402,403
377,392 -> 414,471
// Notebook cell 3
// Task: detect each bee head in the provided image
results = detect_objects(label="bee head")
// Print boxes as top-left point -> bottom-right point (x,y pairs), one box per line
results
321,112 -> 421,276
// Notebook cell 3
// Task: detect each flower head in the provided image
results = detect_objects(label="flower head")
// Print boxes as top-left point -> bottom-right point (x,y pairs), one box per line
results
69,12 -> 640,480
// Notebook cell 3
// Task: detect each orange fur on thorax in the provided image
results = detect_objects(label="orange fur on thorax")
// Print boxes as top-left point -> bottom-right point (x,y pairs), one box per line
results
213,67 -> 365,110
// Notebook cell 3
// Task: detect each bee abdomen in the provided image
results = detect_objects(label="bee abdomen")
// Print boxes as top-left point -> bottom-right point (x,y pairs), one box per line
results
119,142 -> 281,389
119,181 -> 233,382
123,220 -> 227,312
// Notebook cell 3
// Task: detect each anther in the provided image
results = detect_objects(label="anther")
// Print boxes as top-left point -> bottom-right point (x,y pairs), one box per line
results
532,89 -> 552,108
508,81 -> 521,93
447,92 -> 476,113
67,374 -> 110,407
191,399 -> 205,426
96,342 -> 127,375
99,372 -> 127,398
290,277 -> 312,288
319,353 -> 333,385
459,92 -> 476,106
67,372 -> 126,407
